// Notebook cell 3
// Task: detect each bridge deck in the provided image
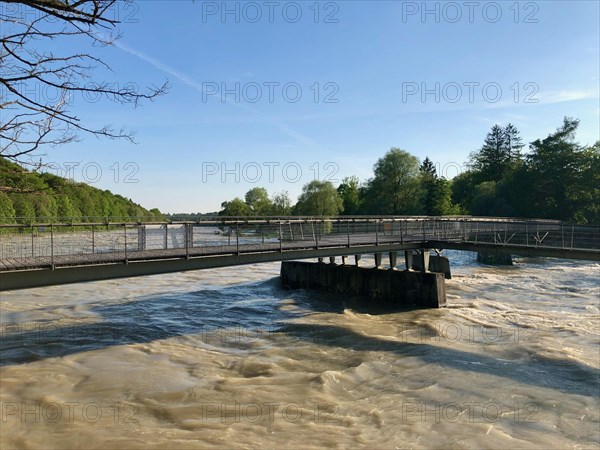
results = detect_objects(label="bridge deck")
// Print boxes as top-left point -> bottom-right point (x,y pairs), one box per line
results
1,217 -> 598,290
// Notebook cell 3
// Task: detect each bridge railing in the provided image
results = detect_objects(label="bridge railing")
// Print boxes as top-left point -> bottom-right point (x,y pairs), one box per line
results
0,217 -> 598,270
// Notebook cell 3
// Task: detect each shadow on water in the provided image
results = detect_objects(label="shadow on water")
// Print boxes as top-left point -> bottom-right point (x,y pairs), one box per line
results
276,323 -> 600,398
1,278 -> 598,398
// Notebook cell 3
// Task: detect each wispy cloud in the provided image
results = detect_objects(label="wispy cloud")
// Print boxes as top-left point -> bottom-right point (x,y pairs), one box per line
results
539,89 -> 599,104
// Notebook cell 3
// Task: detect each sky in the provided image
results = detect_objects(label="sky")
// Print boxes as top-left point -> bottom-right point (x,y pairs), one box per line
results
26,0 -> 600,213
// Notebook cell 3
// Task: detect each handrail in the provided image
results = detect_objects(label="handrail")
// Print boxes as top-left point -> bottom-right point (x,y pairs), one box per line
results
0,215 -> 580,228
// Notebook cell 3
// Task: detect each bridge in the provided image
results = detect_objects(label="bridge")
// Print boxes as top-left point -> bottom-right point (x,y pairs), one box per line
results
1,216 -> 598,293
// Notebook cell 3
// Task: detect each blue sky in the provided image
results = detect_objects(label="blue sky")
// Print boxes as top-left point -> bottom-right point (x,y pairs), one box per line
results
42,0 -> 599,213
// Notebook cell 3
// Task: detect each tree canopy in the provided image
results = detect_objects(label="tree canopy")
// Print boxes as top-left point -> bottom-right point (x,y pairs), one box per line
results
0,157 -> 163,223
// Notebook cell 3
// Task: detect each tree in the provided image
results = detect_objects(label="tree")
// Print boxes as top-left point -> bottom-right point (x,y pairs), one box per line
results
504,123 -> 524,163
526,117 -> 598,222
293,180 -> 343,216
364,148 -> 421,214
0,0 -> 168,167
271,190 -> 292,216
420,157 -> 436,177
450,171 -> 477,213
420,157 -> 437,215
469,181 -> 514,217
56,194 -> 76,219
244,187 -> 272,216
0,192 -> 16,222
470,124 -> 510,182
337,176 -> 361,215
219,198 -> 250,216
420,157 -> 459,216
11,193 -> 36,221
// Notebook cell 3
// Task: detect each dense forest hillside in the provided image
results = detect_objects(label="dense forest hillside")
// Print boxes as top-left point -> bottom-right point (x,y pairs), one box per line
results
0,158 -> 164,223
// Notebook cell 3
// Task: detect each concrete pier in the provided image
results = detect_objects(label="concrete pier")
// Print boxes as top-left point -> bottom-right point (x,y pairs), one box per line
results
280,261 -> 446,308
410,253 -> 452,279
477,250 -> 513,265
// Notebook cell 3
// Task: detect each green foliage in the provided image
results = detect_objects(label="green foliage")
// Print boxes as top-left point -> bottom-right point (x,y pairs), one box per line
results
364,148 -> 421,214
271,191 -> 292,216
452,117 -> 598,223
293,180 -> 343,216
524,118 -> 598,223
469,124 -> 524,182
0,192 -> 16,222
0,157 -> 162,223
420,157 -> 461,216
245,187 -> 273,216
469,182 -> 514,217
213,118 -> 598,224
219,198 -> 251,216
337,176 -> 361,215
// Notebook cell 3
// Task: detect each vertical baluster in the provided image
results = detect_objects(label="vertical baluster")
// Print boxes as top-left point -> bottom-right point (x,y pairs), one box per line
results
50,224 -> 54,270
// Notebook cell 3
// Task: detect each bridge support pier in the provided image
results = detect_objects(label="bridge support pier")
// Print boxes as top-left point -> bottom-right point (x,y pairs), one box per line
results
477,250 -> 513,265
329,256 -> 336,264
404,251 -> 413,270
355,255 -> 361,266
374,253 -> 382,268
418,249 -> 430,273
281,261 -> 446,309
411,251 -> 452,279
389,251 -> 398,269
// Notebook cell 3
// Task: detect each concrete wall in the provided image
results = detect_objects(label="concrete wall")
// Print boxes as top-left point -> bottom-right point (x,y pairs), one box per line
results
281,261 -> 446,309
477,250 -> 513,265
410,254 -> 452,279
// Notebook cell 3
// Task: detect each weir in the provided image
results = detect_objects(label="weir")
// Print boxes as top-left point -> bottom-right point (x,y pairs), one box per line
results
280,251 -> 448,309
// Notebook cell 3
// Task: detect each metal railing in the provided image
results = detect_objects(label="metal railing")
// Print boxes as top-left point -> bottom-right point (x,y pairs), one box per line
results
0,217 -> 598,271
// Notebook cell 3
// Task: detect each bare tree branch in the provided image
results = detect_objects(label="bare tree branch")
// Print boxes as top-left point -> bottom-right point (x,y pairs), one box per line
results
0,0 -> 169,168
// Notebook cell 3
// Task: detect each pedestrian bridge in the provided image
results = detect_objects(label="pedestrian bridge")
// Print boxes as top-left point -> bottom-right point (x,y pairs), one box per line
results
0,216 -> 598,291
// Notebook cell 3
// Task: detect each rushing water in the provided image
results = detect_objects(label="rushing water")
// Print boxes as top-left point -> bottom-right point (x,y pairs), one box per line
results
1,252 -> 598,449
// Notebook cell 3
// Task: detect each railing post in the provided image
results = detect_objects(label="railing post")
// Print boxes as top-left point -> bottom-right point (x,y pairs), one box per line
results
400,219 -> 404,244
124,223 -> 128,264
165,223 -> 168,249
186,223 -> 190,259
561,223 -> 564,248
91,225 -> 95,254
50,224 -> 54,270
236,221 -> 240,255
526,222 -> 529,246
376,220 -> 379,246
475,222 -> 479,244
571,225 -> 574,249
312,221 -> 318,249
279,220 -> 283,253
347,220 -> 350,247
31,224 -> 34,257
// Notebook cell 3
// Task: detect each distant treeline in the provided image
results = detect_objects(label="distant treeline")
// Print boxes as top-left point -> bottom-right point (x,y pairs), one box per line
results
219,117 -> 599,224
0,158 -> 164,223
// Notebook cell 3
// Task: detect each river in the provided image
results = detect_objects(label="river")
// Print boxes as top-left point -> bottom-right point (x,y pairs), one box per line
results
1,252 -> 598,449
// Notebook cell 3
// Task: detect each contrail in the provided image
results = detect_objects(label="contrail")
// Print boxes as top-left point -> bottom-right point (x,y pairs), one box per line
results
115,41 -> 315,147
